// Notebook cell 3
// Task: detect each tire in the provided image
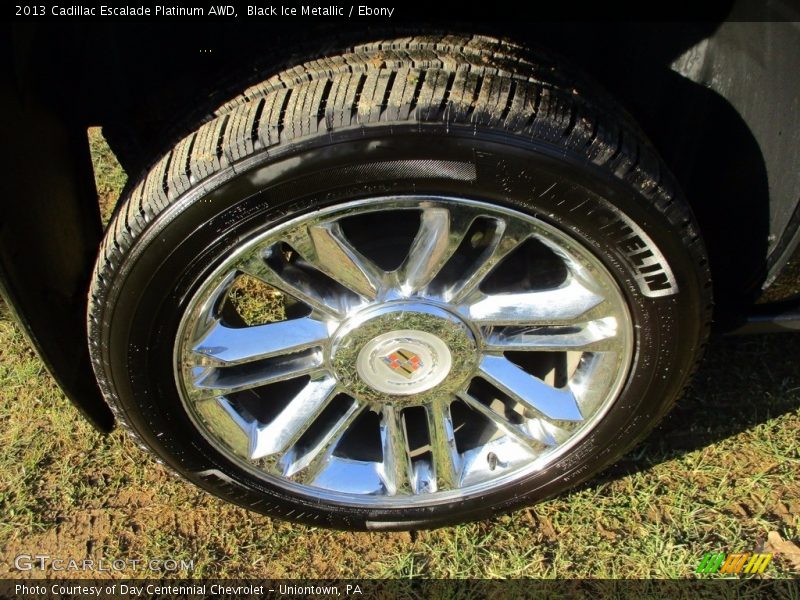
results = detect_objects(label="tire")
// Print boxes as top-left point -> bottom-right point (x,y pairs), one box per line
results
88,35 -> 711,530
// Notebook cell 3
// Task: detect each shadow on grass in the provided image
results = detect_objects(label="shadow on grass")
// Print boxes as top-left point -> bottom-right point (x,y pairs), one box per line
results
598,332 -> 800,480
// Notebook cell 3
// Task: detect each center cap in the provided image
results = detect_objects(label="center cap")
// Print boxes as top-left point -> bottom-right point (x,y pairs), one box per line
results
331,303 -> 477,406
356,330 -> 453,395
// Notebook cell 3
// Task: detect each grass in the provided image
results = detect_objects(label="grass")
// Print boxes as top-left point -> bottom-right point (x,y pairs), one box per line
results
88,128 -> 127,225
0,130 -> 797,580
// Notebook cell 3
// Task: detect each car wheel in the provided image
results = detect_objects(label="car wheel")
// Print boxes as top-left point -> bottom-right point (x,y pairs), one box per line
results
88,35 -> 711,530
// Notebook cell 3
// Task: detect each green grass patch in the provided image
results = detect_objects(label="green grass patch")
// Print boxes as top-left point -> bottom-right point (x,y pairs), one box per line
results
88,127 -> 127,225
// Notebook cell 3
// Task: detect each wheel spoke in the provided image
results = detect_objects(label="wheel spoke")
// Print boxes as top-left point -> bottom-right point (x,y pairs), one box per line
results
192,317 -> 329,366
459,392 -> 573,449
379,405 -> 414,495
249,376 -> 338,459
411,460 -> 436,495
483,316 -> 619,352
567,350 -> 626,418
458,392 -> 546,451
478,355 -> 584,421
239,250 -> 342,318
284,222 -> 385,300
397,206 -> 470,294
195,397 -> 253,458
281,400 -> 365,484
194,270 -> 240,333
526,417 -> 573,447
445,219 -> 529,303
425,400 -> 462,491
465,277 -> 604,325
191,350 -> 324,396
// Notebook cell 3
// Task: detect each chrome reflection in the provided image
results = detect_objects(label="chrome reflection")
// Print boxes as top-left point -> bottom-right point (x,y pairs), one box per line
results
174,196 -> 633,507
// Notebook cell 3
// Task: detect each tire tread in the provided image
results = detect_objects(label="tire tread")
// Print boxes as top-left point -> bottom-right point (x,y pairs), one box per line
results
87,34 -> 713,526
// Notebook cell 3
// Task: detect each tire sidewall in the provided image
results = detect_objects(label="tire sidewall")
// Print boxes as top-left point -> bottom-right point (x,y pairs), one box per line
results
100,125 -> 706,529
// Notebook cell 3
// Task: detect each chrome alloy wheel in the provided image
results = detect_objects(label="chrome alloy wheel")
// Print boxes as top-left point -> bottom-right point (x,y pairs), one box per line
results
175,196 -> 633,506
